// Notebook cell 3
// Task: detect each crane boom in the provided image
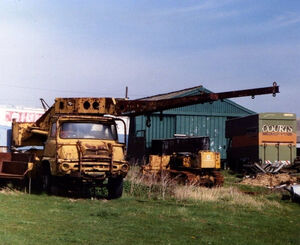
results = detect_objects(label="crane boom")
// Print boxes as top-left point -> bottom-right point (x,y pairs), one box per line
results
28,82 -> 279,133
116,83 -> 279,116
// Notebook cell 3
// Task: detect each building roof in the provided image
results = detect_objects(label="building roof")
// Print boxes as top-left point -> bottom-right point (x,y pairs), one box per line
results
138,85 -> 255,115
139,85 -> 204,101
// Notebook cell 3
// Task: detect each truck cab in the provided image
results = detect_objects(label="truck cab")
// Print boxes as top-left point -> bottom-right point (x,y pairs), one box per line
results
43,115 -> 128,178
41,115 -> 128,198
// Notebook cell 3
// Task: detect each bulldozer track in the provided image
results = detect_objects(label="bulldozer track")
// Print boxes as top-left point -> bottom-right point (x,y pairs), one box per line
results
212,171 -> 224,187
147,169 -> 224,187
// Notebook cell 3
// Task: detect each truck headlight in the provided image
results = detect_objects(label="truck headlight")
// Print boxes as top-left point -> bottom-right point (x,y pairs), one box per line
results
121,164 -> 129,172
61,163 -> 71,172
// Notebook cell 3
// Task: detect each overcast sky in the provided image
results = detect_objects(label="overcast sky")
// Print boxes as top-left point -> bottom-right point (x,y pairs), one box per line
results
0,0 -> 299,115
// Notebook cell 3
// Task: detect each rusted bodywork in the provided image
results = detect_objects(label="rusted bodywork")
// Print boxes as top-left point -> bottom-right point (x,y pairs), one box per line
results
33,83 -> 279,125
116,83 -> 279,116
0,152 -> 35,193
142,151 -> 223,187
11,106 -> 129,198
37,115 -> 128,180
0,153 -> 34,179
141,136 -> 224,187
141,155 -> 171,174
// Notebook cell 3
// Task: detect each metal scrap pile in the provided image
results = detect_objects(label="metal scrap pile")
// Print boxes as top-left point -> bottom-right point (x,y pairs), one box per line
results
241,173 -> 299,188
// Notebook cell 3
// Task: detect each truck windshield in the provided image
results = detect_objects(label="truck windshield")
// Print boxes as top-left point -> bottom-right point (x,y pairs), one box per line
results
60,122 -> 117,140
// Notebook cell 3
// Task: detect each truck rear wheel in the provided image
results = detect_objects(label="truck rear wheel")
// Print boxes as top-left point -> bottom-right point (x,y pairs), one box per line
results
107,176 -> 123,199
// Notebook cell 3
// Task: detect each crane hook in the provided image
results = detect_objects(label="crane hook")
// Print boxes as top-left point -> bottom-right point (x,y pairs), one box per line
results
146,115 -> 151,128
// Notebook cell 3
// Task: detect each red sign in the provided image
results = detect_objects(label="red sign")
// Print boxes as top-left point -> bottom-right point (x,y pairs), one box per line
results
4,111 -> 43,123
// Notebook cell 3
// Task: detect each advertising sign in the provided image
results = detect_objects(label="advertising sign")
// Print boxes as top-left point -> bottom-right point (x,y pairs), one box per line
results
0,107 -> 44,127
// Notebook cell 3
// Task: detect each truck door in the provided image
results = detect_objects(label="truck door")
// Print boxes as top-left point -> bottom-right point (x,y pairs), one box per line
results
43,122 -> 57,158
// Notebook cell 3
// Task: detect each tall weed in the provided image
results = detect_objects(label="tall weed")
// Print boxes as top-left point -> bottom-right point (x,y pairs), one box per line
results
125,167 -> 282,209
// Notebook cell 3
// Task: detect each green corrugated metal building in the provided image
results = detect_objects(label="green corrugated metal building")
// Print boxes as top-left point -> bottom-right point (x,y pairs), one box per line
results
128,86 -> 254,160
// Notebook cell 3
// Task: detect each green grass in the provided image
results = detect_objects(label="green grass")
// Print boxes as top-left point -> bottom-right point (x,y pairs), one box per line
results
0,172 -> 299,245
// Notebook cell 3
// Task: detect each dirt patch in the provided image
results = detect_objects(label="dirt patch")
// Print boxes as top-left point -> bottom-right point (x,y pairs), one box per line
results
0,187 -> 22,195
241,173 -> 298,187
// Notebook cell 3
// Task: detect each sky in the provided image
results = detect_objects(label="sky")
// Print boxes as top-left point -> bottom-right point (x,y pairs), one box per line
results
0,0 -> 299,116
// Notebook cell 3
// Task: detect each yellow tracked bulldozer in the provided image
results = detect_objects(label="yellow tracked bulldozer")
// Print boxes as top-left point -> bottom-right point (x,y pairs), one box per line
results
142,137 -> 224,187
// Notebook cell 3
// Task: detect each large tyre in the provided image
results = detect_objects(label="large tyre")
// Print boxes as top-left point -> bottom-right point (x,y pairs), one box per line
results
107,176 -> 123,199
41,162 -> 52,194
42,173 -> 52,194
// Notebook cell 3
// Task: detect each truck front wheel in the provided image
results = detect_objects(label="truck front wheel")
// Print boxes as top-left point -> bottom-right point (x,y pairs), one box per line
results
42,173 -> 52,193
41,162 -> 52,194
107,176 -> 123,199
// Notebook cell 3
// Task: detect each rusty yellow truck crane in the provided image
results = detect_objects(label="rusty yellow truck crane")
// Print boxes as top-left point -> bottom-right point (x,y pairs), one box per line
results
0,83 -> 279,198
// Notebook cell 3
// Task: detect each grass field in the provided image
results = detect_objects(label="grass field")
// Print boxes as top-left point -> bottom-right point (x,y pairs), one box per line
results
0,171 -> 299,245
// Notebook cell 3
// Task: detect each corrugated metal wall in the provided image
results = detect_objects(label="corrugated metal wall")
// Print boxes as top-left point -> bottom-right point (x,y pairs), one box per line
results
133,99 -> 253,159
175,115 -> 227,157
135,115 -> 176,148
135,114 -> 229,158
